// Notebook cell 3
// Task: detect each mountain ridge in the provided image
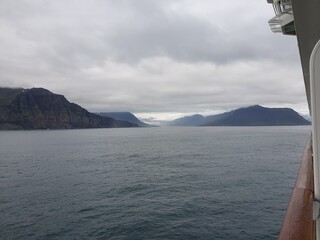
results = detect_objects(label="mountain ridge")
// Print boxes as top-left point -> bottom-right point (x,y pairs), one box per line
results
168,105 -> 310,126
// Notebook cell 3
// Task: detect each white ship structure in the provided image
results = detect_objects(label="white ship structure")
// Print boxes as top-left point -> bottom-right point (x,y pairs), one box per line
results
267,0 -> 320,239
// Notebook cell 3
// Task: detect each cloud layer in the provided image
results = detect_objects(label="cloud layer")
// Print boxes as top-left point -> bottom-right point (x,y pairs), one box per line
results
0,0 -> 308,120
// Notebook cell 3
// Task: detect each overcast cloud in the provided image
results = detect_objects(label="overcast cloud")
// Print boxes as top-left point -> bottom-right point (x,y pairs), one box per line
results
0,0 -> 308,121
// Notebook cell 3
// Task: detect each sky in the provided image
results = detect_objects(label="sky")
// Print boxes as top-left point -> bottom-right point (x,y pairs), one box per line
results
0,0 -> 309,122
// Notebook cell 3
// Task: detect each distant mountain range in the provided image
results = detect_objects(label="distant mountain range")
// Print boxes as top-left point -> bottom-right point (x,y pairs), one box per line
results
0,87 -> 310,129
0,87 -> 138,130
96,112 -> 150,127
167,105 -> 311,126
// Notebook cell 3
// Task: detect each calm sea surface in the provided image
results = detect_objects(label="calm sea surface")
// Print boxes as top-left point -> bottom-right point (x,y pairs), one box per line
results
0,126 -> 310,240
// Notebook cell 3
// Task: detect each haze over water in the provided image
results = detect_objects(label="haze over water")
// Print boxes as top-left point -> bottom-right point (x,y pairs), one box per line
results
0,126 -> 310,239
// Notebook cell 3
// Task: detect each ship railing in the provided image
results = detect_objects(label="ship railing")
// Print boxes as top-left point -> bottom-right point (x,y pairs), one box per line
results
310,38 -> 320,240
278,138 -> 316,240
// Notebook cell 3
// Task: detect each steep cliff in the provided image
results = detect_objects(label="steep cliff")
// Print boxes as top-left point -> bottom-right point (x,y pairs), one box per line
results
0,87 -> 138,130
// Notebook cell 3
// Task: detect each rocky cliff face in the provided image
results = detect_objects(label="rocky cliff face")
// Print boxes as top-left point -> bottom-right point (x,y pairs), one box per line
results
0,87 -> 138,130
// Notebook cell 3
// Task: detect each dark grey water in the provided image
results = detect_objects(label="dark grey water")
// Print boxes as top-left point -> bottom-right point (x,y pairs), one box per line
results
0,126 -> 310,240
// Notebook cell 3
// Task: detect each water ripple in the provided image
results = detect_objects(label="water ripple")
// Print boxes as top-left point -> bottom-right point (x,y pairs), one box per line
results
0,126 -> 310,240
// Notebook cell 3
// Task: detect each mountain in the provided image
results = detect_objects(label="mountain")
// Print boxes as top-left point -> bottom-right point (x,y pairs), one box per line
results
204,105 -> 310,126
167,114 -> 206,126
302,114 -> 311,121
167,105 -> 310,126
167,112 -> 234,126
97,112 -> 150,127
204,105 -> 311,126
0,87 -> 138,130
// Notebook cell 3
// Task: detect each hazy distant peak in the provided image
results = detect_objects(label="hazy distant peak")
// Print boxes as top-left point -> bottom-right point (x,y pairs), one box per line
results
167,114 -> 206,126
167,105 -> 310,126
246,104 -> 263,109
203,105 -> 310,126
97,112 -> 150,127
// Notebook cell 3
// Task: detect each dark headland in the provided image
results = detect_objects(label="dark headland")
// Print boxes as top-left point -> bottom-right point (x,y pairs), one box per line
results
0,87 -> 138,130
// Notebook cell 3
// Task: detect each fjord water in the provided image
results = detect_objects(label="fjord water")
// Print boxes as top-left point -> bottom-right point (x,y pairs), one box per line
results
0,126 -> 310,240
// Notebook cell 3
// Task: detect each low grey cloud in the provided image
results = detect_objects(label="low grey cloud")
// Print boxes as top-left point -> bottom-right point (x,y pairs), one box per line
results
0,0 -> 308,120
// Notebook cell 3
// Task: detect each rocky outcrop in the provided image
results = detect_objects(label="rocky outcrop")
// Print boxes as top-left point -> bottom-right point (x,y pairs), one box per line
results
0,87 -> 138,130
